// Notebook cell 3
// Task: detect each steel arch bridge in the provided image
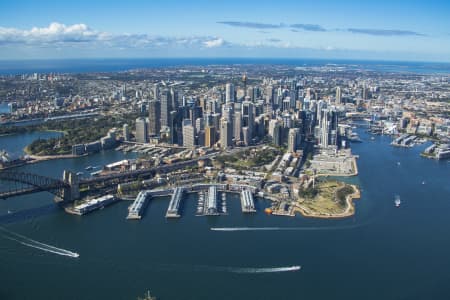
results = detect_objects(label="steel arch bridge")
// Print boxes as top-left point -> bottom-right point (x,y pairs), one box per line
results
0,171 -> 69,200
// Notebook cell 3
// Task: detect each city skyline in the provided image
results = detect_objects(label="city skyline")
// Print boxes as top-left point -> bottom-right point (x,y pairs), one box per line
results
1,0 -> 450,62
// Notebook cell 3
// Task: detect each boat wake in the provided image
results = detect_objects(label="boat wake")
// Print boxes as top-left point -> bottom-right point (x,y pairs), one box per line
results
211,225 -> 359,231
0,227 -> 79,258
157,263 -> 301,274
227,266 -> 301,274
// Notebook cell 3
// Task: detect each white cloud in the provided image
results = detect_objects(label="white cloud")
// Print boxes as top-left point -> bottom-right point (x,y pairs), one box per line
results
203,38 -> 225,48
0,22 -> 228,50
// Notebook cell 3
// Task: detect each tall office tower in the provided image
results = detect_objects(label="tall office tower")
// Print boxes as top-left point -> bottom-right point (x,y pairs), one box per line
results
290,79 -> 297,92
268,119 -> 282,146
206,99 -> 220,114
306,87 -> 311,99
148,99 -> 161,137
282,113 -> 293,129
182,119 -> 195,148
170,88 -> 179,110
195,117 -> 204,134
255,115 -> 266,139
205,126 -> 216,148
282,98 -> 291,111
152,84 -> 159,100
288,128 -> 300,153
241,101 -> 254,139
265,85 -> 274,105
319,108 -> 338,148
160,89 -> 172,127
225,83 -> 235,103
233,111 -> 242,142
362,85 -> 369,100
123,124 -> 130,141
242,127 -> 250,146
247,87 -> 254,101
254,101 -> 264,117
169,111 -> 178,144
220,117 -> 232,149
335,86 -> 342,104
211,113 -> 221,131
135,117 -> 148,143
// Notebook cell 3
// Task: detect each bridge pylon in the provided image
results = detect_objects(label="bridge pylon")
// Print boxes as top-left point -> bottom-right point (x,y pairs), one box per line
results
61,170 -> 80,203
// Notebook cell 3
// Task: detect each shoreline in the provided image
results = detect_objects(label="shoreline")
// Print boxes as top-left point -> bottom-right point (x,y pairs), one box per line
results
293,184 -> 361,219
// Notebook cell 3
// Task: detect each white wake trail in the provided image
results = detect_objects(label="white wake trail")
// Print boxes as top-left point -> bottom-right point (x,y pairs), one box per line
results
211,226 -> 358,231
229,265 -> 301,274
0,227 -> 79,258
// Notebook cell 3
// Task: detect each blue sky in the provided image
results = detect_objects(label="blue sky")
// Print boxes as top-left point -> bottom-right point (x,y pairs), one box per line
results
0,0 -> 449,61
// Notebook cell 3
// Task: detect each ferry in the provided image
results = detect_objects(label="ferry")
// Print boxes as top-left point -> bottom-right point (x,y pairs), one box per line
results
395,195 -> 401,207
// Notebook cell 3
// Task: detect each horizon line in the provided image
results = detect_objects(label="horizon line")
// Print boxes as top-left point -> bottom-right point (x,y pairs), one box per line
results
0,57 -> 449,64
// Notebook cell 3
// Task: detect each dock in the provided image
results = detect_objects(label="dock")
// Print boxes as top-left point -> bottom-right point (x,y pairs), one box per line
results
205,185 -> 219,216
127,191 -> 151,220
240,189 -> 256,213
166,187 -> 184,218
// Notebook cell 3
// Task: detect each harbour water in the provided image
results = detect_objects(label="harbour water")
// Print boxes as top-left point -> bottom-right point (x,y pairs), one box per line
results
0,128 -> 449,300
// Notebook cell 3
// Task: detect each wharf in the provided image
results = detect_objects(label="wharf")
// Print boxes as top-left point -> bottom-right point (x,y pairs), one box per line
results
240,189 -> 256,213
165,187 -> 184,218
127,191 -> 151,220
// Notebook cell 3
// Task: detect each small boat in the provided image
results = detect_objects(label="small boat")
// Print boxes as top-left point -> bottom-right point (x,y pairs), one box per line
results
264,208 -> 273,214
76,172 -> 84,176
422,181 -> 426,185
85,165 -> 93,171
397,162 -> 401,166
370,136 -> 375,140
395,195 -> 401,207
7,210 -> 12,214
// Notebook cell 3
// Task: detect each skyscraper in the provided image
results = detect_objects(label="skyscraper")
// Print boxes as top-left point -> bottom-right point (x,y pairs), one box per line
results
269,119 -> 282,146
160,89 -> 171,127
233,111 -> 242,143
182,119 -> 195,148
242,101 -> 254,140
205,126 -> 216,148
288,128 -> 300,152
148,99 -> 161,137
336,86 -> 342,104
135,117 -> 148,143
319,108 -> 338,148
225,83 -> 234,103
220,117 -> 232,149
123,124 -> 130,141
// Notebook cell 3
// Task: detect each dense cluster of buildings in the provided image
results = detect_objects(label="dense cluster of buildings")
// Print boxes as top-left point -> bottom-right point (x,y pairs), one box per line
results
131,78 -> 346,154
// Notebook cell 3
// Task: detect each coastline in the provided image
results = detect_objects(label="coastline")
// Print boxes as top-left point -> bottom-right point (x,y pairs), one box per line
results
293,184 -> 361,219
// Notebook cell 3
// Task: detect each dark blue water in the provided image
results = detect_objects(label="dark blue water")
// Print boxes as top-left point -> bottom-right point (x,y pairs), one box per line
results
0,58 -> 449,75
0,131 -> 61,158
0,103 -> 10,114
0,128 -> 449,300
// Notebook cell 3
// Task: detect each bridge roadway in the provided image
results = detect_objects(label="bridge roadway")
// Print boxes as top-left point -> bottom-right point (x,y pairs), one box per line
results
79,153 -> 218,186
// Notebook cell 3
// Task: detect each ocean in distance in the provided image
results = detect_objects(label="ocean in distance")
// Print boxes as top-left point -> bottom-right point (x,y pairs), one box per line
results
0,58 -> 449,75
